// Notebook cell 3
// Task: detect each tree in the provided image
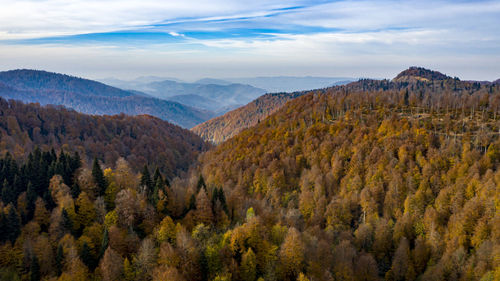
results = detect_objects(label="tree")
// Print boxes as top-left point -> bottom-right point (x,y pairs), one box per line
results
1,179 -> 15,205
241,248 -> 257,281
5,205 -> 20,244
92,158 -> 107,196
279,228 -> 304,280
141,165 -> 153,192
55,244 -> 64,276
76,192 -> 95,229
33,197 -> 50,229
387,237 -> 414,281
29,255 -> 40,281
99,247 -> 123,281
80,242 -> 96,270
195,189 -> 213,225
99,228 -> 109,259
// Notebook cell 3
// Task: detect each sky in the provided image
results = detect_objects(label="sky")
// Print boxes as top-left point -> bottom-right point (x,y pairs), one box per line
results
0,0 -> 499,81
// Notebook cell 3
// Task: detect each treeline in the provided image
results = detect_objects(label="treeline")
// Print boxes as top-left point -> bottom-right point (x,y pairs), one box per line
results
0,98 -> 209,178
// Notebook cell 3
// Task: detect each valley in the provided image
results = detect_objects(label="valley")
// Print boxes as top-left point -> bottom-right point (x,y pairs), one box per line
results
0,67 -> 499,280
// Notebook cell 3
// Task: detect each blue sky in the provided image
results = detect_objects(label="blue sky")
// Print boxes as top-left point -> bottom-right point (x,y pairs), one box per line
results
0,0 -> 499,80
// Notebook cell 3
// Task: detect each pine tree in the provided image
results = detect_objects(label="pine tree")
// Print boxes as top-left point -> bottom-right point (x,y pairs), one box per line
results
55,244 -> 64,276
71,181 -> 81,199
30,255 -> 40,281
61,208 -> 73,231
1,179 -> 15,205
99,228 -> 109,259
26,182 -> 37,219
6,206 -> 20,244
141,165 -> 154,202
80,242 -> 95,270
92,158 -> 107,196
196,175 -> 206,191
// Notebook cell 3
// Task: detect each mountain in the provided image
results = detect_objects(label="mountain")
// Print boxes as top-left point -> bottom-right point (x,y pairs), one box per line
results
0,69 -> 212,128
191,67 -> 451,144
0,98 -> 209,177
1,67 -> 498,281
393,66 -> 451,82
194,78 -> 233,85
224,76 -> 354,92
192,90 -> 312,143
102,77 -> 267,113
194,68 -> 499,281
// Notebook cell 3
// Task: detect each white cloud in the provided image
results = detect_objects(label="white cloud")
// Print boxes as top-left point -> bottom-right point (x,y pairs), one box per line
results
0,0 -> 499,80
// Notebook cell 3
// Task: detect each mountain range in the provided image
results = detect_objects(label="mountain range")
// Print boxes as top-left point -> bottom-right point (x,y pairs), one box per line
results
100,77 -> 267,113
100,76 -> 355,113
0,67 -> 499,281
0,69 -> 213,128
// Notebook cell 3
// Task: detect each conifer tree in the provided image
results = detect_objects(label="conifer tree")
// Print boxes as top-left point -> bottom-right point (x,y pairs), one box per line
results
30,255 -> 40,281
92,158 -> 107,196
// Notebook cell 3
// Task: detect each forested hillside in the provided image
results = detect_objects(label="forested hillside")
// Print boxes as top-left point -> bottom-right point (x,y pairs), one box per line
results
0,70 -> 213,128
0,68 -> 499,281
192,91 -> 310,144
0,98 -> 208,178
194,69 -> 500,280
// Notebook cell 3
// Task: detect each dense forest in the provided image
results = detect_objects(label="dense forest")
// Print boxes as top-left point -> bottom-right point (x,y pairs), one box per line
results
0,70 -> 213,128
192,91 -> 310,144
0,68 -> 499,281
0,98 -> 209,178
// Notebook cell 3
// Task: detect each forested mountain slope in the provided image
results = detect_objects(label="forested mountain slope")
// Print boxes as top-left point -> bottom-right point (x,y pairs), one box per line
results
0,98 -> 209,177
192,91 -> 311,143
0,70 -> 213,128
193,68 -> 500,280
0,68 -> 499,281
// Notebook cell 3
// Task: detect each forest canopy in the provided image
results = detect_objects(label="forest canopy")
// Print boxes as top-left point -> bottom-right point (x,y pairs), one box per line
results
0,68 -> 499,281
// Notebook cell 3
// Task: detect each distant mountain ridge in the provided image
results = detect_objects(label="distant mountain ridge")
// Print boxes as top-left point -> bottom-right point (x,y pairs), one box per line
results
102,77 -> 267,113
223,76 -> 354,92
192,67 -> 495,144
0,69 -> 213,128
0,69 -> 134,97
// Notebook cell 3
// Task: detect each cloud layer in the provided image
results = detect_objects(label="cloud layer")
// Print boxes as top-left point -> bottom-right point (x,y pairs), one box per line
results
0,0 -> 499,80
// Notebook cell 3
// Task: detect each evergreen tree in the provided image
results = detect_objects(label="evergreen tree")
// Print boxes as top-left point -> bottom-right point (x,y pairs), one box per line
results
153,167 -> 162,183
100,228 -> 109,259
196,175 -> 206,191
140,165 -> 153,196
26,182 -> 37,219
0,212 -> 6,242
61,208 -> 73,232
71,181 -> 81,199
92,158 -> 107,196
80,242 -> 96,270
6,206 -> 21,244
55,244 -> 64,276
1,179 -> 15,205
29,255 -> 40,281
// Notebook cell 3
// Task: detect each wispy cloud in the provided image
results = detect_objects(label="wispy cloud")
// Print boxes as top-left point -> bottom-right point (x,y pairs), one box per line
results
0,0 -> 499,80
